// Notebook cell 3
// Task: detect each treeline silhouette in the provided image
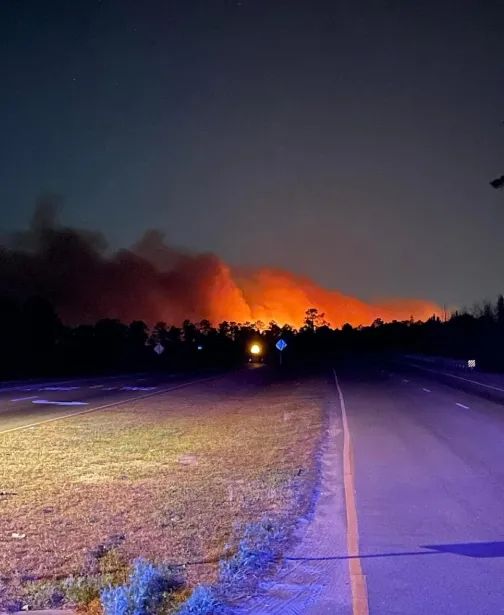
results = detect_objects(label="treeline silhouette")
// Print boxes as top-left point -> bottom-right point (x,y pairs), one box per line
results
2,296 -> 504,379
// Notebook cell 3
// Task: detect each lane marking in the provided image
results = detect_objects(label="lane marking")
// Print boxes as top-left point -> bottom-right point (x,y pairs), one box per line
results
333,369 -> 369,615
408,363 -> 504,393
0,378 -> 83,393
456,402 -> 470,409
32,400 -> 88,406
402,379 -> 410,383
422,388 -> 431,393
0,372 -> 148,394
11,396 -> 38,402
39,386 -> 80,391
0,375 -> 218,436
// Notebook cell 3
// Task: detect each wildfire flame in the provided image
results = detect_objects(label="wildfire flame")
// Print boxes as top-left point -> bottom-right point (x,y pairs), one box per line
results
0,200 -> 440,328
192,260 -> 439,328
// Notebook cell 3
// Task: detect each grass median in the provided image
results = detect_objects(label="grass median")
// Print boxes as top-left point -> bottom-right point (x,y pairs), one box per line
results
0,372 -> 328,612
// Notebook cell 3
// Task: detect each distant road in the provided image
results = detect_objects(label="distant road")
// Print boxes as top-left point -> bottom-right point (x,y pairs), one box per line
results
0,371 -> 217,434
402,358 -> 504,404
337,359 -> 504,615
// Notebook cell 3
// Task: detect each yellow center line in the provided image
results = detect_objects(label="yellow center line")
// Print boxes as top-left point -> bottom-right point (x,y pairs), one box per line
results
333,369 -> 369,615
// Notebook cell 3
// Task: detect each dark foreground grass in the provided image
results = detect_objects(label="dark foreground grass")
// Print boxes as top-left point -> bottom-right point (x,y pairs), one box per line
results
0,372 -> 330,612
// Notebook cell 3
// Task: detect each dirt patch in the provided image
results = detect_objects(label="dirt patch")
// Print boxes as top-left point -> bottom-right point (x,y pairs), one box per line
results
0,371 -> 330,609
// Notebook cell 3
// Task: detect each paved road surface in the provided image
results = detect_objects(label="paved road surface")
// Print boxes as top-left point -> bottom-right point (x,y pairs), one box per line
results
3,362 -> 503,614
240,360 -> 504,614
338,360 -> 504,615
0,371 -> 215,433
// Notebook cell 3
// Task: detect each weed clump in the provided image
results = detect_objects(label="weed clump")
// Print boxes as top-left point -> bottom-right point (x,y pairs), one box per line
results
21,579 -> 67,610
175,586 -> 228,615
175,517 -> 288,614
219,517 -> 288,591
101,559 -> 183,615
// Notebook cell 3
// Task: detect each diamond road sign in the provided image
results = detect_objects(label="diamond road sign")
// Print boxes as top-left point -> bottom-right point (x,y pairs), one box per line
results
153,343 -> 165,355
276,339 -> 287,352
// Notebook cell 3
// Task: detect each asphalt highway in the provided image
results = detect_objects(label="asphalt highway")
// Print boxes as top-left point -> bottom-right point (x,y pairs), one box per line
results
0,371 -> 216,434
338,360 -> 504,615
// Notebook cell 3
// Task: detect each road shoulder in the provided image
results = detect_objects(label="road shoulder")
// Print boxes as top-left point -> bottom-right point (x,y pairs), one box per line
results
236,376 -> 352,615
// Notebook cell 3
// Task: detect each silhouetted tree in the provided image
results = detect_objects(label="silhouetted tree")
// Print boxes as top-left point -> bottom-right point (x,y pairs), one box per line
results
182,319 -> 197,344
303,308 -> 329,332
151,321 -> 168,345
5,291 -> 504,378
94,318 -> 128,367
198,319 -> 212,335
267,321 -> 281,337
496,295 -> 504,327
129,321 -> 149,348
23,296 -> 62,354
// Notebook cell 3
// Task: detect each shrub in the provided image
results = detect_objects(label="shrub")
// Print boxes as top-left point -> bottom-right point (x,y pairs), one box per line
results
100,559 -> 183,615
176,517 -> 287,613
219,517 -> 287,590
64,575 -> 106,605
101,585 -> 130,615
175,586 -> 227,615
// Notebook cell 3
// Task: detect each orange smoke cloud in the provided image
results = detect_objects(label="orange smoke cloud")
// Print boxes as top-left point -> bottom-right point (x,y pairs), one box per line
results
1,200 -> 440,328
195,261 -> 439,328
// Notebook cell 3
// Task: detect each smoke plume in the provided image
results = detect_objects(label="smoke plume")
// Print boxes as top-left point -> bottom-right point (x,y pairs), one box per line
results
0,198 -> 439,328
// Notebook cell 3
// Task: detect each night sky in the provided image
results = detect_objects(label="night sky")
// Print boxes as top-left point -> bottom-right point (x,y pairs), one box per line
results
1,0 -> 504,310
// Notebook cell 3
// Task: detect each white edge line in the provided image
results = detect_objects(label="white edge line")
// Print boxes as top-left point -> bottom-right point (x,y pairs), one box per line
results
0,375 -> 218,436
456,402 -> 470,409
11,396 -> 39,402
422,388 -> 431,393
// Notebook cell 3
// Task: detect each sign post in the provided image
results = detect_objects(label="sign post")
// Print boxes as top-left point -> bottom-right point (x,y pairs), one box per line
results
275,338 -> 287,366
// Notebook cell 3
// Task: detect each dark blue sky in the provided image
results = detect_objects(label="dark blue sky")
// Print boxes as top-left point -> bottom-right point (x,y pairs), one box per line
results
1,0 -> 503,308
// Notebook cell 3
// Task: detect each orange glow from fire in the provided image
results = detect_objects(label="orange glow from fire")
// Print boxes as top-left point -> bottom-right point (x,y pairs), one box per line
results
180,259 -> 440,328
2,205 -> 440,329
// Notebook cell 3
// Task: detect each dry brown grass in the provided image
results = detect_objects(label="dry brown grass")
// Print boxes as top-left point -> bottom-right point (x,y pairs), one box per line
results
0,371 -> 329,608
